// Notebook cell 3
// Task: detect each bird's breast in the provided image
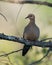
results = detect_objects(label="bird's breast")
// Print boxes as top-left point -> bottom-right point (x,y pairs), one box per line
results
23,25 -> 40,41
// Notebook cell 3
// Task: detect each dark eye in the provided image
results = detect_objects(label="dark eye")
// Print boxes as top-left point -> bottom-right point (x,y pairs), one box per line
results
30,15 -> 32,17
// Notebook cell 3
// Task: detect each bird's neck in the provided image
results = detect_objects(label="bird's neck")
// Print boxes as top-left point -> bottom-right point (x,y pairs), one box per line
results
30,19 -> 35,24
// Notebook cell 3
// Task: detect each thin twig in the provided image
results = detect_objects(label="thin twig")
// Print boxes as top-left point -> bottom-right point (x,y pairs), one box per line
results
0,13 -> 7,22
29,48 -> 50,65
16,4 -> 24,22
0,49 -> 22,57
7,56 -> 13,65
40,38 -> 52,42
0,51 -> 13,65
15,4 -> 24,36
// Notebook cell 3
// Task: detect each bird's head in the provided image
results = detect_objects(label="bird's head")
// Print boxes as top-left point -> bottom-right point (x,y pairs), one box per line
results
25,14 -> 35,21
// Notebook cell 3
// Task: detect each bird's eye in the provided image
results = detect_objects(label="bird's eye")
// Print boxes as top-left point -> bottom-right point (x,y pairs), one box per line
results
30,15 -> 33,18
30,15 -> 32,17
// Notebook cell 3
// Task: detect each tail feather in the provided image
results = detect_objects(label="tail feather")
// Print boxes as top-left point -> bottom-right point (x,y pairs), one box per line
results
22,45 -> 31,56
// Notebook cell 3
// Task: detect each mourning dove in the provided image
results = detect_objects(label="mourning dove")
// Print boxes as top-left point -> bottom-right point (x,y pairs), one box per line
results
22,14 -> 40,56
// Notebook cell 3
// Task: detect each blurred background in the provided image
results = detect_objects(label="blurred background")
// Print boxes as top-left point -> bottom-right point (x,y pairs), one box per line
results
0,0 -> 52,65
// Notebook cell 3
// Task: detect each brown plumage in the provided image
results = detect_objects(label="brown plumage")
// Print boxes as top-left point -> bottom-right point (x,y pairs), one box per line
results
22,14 -> 40,56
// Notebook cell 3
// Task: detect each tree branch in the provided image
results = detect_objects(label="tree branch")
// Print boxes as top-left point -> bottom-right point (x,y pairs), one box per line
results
17,1 -> 52,7
0,33 -> 52,64
0,33 -> 52,48
1,0 -> 52,7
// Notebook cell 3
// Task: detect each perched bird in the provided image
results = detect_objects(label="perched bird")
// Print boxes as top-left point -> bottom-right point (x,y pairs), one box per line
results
22,14 -> 40,56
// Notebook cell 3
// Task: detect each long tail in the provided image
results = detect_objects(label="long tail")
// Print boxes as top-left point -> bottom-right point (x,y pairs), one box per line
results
22,45 -> 31,56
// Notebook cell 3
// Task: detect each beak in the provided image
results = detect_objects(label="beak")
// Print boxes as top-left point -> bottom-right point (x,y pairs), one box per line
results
25,16 -> 29,19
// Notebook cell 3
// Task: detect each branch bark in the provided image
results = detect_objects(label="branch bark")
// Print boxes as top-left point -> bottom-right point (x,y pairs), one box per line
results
0,33 -> 52,48
6,0 -> 52,7
18,1 -> 52,7
0,1 -> 52,7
